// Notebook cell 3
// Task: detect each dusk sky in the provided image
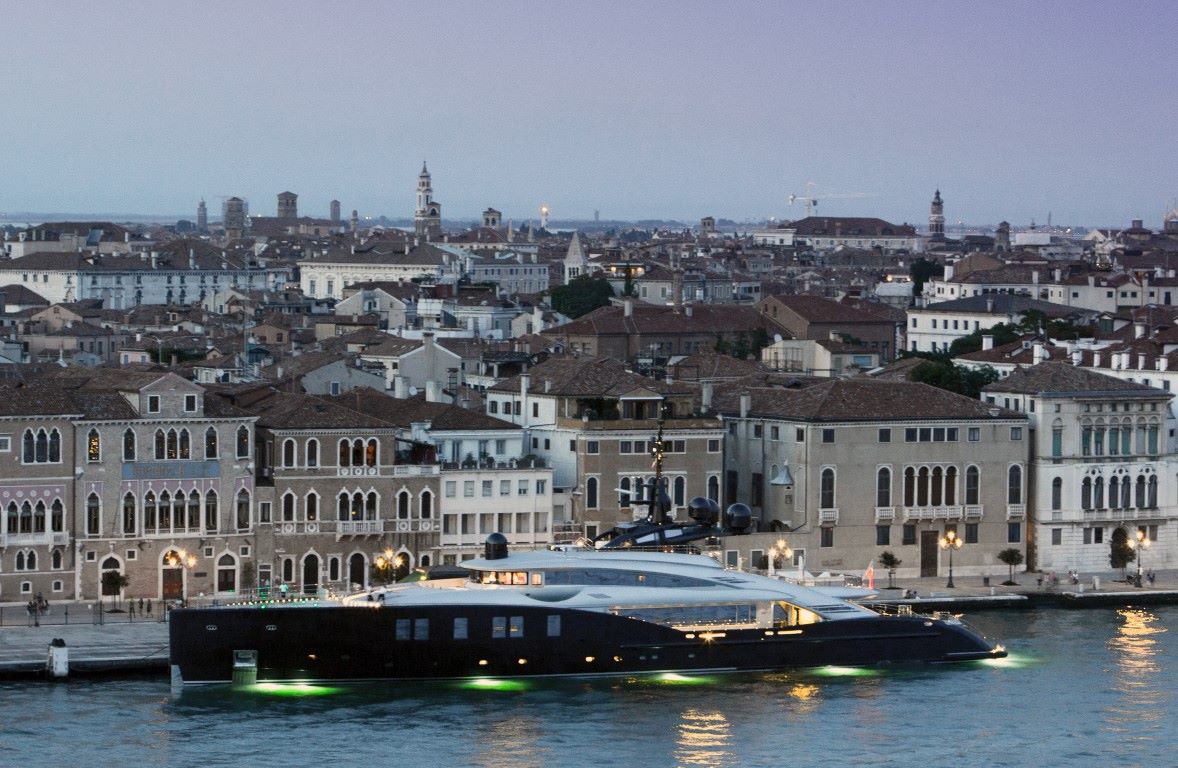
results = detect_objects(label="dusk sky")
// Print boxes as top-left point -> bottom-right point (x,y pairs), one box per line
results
2,1 -> 1174,228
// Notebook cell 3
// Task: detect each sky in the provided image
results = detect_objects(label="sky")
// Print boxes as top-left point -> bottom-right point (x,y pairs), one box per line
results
1,1 -> 1175,228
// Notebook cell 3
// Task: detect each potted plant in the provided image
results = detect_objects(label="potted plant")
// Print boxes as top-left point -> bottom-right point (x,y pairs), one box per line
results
878,551 -> 901,589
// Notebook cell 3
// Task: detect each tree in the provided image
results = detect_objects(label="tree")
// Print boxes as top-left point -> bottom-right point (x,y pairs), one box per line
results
909,257 -> 943,299
549,276 -> 615,318
878,551 -> 902,589
997,548 -> 1024,585
101,570 -> 129,609
1109,527 -> 1136,577
910,359 -> 1000,399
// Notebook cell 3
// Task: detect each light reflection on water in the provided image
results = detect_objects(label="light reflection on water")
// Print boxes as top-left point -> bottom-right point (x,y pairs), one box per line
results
4,609 -> 1178,768
1104,608 -> 1169,743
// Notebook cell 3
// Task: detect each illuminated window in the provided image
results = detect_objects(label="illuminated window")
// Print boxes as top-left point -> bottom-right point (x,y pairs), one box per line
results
87,429 -> 101,462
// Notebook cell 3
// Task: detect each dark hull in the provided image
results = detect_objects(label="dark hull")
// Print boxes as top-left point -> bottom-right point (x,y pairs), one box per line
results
169,603 -> 1004,685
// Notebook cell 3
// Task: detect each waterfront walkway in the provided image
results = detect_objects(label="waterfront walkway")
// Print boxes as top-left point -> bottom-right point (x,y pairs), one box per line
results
1,569 -> 1174,680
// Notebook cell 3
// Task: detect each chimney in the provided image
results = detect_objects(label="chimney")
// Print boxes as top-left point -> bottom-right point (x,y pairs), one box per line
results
700,380 -> 714,413
150,251 -> 158,269
1032,270 -> 1039,285
685,305 -> 693,317
1132,219 -> 1143,230
985,297 -> 994,313
1134,322 -> 1146,339
1138,353 -> 1147,370
1160,356 -> 1169,372
1071,349 -> 1082,366
425,380 -> 441,402
1054,268 -> 1062,283
189,248 -> 196,270
739,392 -> 751,419
623,299 -> 633,317
394,375 -> 409,399
1093,351 -> 1102,368
520,373 -> 531,413
1033,343 -> 1045,365
982,335 -> 994,351
543,379 -> 551,393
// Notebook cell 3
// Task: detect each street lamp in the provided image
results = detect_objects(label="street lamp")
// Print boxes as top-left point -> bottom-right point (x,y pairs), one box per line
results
164,547 -> 199,605
374,549 -> 407,585
1128,529 -> 1151,587
767,538 -> 792,578
939,530 -> 964,588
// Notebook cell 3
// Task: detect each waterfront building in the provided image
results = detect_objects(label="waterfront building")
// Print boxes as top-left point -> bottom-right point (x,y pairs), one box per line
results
718,378 -> 1028,581
982,363 -> 1174,573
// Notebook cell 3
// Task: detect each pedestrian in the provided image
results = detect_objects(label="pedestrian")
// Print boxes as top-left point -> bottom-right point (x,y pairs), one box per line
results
129,601 -> 136,620
1037,574 -> 1044,588
26,600 -> 35,627
1147,570 -> 1156,587
146,599 -> 152,615
138,597 -> 144,614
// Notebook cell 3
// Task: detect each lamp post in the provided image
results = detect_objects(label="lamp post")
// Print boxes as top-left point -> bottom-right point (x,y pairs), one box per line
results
767,538 -> 792,578
165,547 -> 199,605
374,549 -> 407,585
939,530 -> 963,588
1128,529 -> 1151,587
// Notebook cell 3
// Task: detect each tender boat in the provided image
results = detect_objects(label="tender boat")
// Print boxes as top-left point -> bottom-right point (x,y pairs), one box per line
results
168,529 -> 1005,686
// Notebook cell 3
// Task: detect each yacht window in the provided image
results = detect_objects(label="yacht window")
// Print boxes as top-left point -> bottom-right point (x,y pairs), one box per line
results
492,616 -> 507,638
547,615 -> 561,637
544,568 -> 712,588
509,616 -> 524,637
615,604 -> 758,628
530,573 -> 543,586
512,572 -> 527,585
413,618 -> 429,641
772,601 -> 822,627
453,617 -> 468,640
395,619 -> 411,640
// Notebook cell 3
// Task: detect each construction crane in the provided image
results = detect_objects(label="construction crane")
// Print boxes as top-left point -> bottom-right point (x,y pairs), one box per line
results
787,182 -> 874,218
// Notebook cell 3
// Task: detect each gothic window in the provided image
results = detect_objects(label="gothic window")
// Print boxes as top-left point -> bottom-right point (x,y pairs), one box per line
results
1081,477 -> 1092,510
931,467 -> 944,506
917,467 -> 929,507
179,429 -> 190,460
398,491 -> 410,519
420,490 -> 432,519
86,494 -> 100,536
205,490 -> 218,533
586,477 -> 598,509
904,467 -> 915,507
1136,475 -> 1147,508
820,468 -> 836,509
33,501 -> 46,533
282,493 -> 295,522
1148,475 -> 1158,508
187,492 -> 200,529
48,429 -> 61,462
305,492 -> 318,522
166,429 -> 178,460
366,439 -> 378,467
236,489 -> 250,530
1051,477 -> 1062,510
144,491 -> 157,533
351,439 -> 364,467
124,429 -> 136,461
35,429 -> 48,462
306,439 -> 319,468
155,429 -> 166,460
1094,477 -> 1104,509
337,492 -> 349,521
51,498 -> 63,532
1109,476 -> 1120,509
283,439 -> 296,468
205,427 -> 218,459
1007,466 -> 1022,505
6,502 -> 16,534
22,429 -> 34,463
366,492 -> 378,520
19,501 -> 31,533
236,426 -> 249,459
123,493 -> 136,534
965,466 -> 980,506
945,466 -> 958,505
876,468 -> 891,508
87,429 -> 101,462
159,491 -> 172,530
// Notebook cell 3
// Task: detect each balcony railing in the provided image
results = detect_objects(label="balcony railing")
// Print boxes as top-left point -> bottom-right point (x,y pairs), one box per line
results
963,505 -> 984,520
1006,504 -> 1026,521
393,464 -> 440,477
874,507 -> 895,523
902,505 -> 964,522
818,508 -> 839,525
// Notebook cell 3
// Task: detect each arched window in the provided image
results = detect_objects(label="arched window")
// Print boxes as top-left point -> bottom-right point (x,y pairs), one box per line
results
1136,475 -> 1147,508
205,427 -> 218,459
397,491 -> 410,519
876,467 -> 891,508
305,492 -> 319,522
351,439 -> 364,467
1052,477 -> 1062,510
33,501 -> 46,533
965,466 -> 980,506
5,502 -> 15,534
586,477 -> 598,509
1148,475 -> 1158,508
85,494 -> 99,536
619,477 -> 631,507
22,430 -> 34,463
1081,477 -> 1092,510
366,492 -> 378,520
1109,476 -> 1120,509
124,429 -> 136,461
673,476 -> 686,507
1121,475 -> 1131,508
236,426 -> 250,459
26,551 -> 37,571
917,467 -> 929,507
87,429 -> 101,462
282,493 -> 296,522
187,492 -> 199,532
144,491 -> 157,532
366,439 -> 378,467
177,491 -> 190,529
904,467 -> 915,507
123,493 -> 136,534
820,468 -> 835,509
16,551 -> 25,570
1094,477 -> 1104,509
205,490 -> 218,533
1007,465 -> 1022,505
236,489 -> 250,530
351,492 -> 363,519
337,492 -> 349,521
282,558 -> 294,583
421,490 -> 432,519
48,429 -> 60,462
283,439 -> 296,468
338,439 -> 350,467
155,429 -> 166,460
931,467 -> 944,506
328,556 -> 340,582
306,439 -> 319,468
166,429 -> 178,460
35,429 -> 48,462
51,549 -> 62,570
945,466 -> 958,505
51,498 -> 64,532
179,429 -> 190,460
707,475 -> 719,502
19,501 -> 31,534
1109,425 -> 1120,456
158,490 -> 172,530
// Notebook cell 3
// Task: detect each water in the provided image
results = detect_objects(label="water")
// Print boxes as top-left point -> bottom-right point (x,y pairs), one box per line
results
2,608 -> 1175,768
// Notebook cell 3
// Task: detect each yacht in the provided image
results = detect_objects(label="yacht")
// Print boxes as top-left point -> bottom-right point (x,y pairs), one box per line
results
168,529 -> 1005,685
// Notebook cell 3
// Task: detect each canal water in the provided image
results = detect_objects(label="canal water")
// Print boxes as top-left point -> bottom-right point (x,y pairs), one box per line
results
2,607 -> 1175,768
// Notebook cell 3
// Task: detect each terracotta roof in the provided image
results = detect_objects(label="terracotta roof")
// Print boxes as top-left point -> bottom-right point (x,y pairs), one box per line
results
544,303 -> 770,337
490,356 -> 692,397
764,294 -> 895,325
321,387 -> 517,431
983,361 -> 1167,397
243,390 -> 394,430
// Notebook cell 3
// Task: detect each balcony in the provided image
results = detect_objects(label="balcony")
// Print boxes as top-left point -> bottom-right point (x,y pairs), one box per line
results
337,465 -> 381,478
337,520 -> 385,536
963,505 -> 984,520
874,507 -> 895,523
1006,504 -> 1026,521
818,508 -> 839,525
393,464 -> 440,477
902,505 -> 964,522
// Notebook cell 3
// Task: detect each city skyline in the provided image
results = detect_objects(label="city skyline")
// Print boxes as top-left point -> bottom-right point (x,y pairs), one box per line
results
2,1 -> 1175,227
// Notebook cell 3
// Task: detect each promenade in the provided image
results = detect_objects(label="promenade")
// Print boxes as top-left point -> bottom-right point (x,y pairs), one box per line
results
1,568 -> 1174,681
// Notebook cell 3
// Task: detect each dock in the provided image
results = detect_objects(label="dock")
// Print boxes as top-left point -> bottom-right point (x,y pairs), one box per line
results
0,618 -> 169,680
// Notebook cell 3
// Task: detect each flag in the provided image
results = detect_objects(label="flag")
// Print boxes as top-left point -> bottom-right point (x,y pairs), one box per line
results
864,562 -> 875,589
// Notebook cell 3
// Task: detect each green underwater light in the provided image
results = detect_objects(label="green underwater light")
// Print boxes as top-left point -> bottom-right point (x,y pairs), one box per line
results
810,665 -> 881,678
978,651 -> 1033,669
460,677 -> 531,692
247,682 -> 342,697
652,672 -> 716,685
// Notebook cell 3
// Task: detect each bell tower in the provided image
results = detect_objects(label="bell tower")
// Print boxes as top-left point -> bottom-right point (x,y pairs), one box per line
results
414,162 -> 442,240
929,189 -> 945,240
